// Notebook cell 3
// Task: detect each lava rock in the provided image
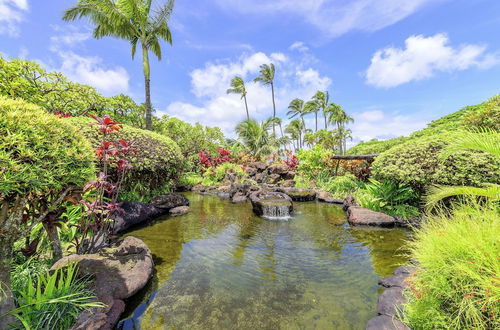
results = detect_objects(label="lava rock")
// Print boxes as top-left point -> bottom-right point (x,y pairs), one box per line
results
277,187 -> 316,202
151,193 -> 189,209
366,315 -> 410,330
267,163 -> 289,175
52,237 -> 153,330
393,266 -> 416,276
282,179 -> 296,188
379,274 -> 408,288
266,173 -> 282,184
249,191 -> 293,217
315,190 -> 343,204
169,206 -> 190,216
248,161 -> 267,172
112,201 -> 168,234
347,206 -> 396,226
231,192 -> 247,204
377,287 -> 406,317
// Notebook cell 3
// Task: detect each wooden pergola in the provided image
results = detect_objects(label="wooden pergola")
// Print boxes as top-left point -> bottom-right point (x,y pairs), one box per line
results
331,154 -> 380,176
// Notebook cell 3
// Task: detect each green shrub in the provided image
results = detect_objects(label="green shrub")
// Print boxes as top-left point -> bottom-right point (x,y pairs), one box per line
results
201,163 -> 247,186
10,263 -> 103,330
462,95 -> 500,130
297,145 -> 333,179
372,133 -> 500,192
323,173 -> 361,198
346,137 -> 407,155
403,203 -> 500,329
179,172 -> 203,186
68,116 -> 183,191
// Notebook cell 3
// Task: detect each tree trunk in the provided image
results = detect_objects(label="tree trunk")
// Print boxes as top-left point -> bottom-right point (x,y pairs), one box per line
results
142,44 -> 152,131
243,95 -> 250,120
315,112 -> 318,132
324,113 -> 328,130
43,223 -> 62,261
0,242 -> 16,328
271,83 -> 276,135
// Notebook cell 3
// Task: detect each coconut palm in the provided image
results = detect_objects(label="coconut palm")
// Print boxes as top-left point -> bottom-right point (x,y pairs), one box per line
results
311,91 -> 330,130
286,119 -> 305,150
287,98 -> 307,129
63,0 -> 175,130
227,76 -> 250,120
328,103 -> 353,154
305,100 -> 320,132
426,129 -> 500,209
235,118 -> 279,157
254,63 -> 276,134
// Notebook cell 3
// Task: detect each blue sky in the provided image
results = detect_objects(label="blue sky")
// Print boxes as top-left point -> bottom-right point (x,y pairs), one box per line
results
1,0 -> 500,144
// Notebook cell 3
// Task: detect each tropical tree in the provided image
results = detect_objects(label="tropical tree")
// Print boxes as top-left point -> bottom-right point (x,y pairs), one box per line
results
305,99 -> 320,132
311,91 -> 330,129
287,98 -> 308,129
63,0 -> 176,130
328,103 -> 353,154
235,118 -> 279,157
426,129 -> 500,209
227,76 -> 250,120
254,63 -> 276,134
286,119 -> 305,150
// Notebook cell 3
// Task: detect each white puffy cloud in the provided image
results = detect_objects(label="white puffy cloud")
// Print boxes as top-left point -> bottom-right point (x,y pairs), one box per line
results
0,0 -> 29,36
289,42 -> 309,52
215,0 -> 445,38
366,33 -> 500,88
163,51 -> 332,136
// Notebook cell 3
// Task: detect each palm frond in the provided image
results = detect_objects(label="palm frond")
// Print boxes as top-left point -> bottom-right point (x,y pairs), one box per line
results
441,128 -> 500,159
426,184 -> 500,210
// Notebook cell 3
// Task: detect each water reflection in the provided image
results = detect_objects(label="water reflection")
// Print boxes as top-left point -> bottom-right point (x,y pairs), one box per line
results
118,193 -> 409,330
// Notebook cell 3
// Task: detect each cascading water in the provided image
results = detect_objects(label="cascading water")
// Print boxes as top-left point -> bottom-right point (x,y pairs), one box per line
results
261,201 -> 292,220
249,191 -> 294,220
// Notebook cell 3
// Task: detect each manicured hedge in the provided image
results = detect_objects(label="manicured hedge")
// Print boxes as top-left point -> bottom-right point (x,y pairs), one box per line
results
372,133 -> 500,191
68,116 -> 183,190
0,96 -> 95,199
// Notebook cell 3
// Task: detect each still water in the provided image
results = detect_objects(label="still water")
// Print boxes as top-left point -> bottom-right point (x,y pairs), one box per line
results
118,193 -> 409,330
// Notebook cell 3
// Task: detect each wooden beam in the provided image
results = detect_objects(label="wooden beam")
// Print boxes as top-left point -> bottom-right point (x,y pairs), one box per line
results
331,154 -> 380,160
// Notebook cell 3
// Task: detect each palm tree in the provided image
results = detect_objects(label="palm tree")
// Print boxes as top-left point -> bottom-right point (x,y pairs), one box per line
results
305,99 -> 320,132
227,76 -> 250,120
286,119 -> 304,150
426,129 -> 500,209
311,91 -> 330,130
235,118 -> 279,157
254,63 -> 276,134
287,98 -> 307,130
63,0 -> 175,131
328,103 -> 353,154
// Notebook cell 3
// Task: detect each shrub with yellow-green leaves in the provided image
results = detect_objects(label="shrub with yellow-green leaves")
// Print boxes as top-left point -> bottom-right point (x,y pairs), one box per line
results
0,96 -> 95,322
68,116 -> 183,191
372,133 -> 500,192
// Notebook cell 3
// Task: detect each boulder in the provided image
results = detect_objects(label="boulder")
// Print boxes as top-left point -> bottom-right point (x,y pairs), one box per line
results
245,167 -> 258,177
266,173 -> 282,184
282,180 -> 296,188
231,192 -> 247,204
249,191 -> 293,217
169,206 -> 190,216
151,193 -> 189,209
343,195 -> 357,210
347,207 -> 396,226
315,190 -> 343,204
112,201 -> 168,234
52,237 -> 153,330
393,266 -> 415,276
268,163 -> 289,175
283,171 -> 296,180
277,188 -> 316,202
366,315 -> 410,330
377,287 -> 406,317
379,274 -> 408,288
248,161 -> 267,172
254,172 -> 267,184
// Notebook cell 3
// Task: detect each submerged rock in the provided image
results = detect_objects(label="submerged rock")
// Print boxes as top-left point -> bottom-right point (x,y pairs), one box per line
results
52,237 -> 153,330
169,206 -> 190,216
377,287 -> 406,317
366,315 -> 410,330
347,206 -> 396,226
249,191 -> 293,218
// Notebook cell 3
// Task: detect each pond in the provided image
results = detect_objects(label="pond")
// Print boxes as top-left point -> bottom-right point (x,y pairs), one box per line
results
118,193 -> 410,330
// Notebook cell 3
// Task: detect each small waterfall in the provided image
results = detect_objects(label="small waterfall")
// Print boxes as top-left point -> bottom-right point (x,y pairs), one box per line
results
261,201 -> 291,220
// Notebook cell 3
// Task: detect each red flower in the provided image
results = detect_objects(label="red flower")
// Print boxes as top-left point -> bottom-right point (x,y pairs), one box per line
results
89,114 -> 123,134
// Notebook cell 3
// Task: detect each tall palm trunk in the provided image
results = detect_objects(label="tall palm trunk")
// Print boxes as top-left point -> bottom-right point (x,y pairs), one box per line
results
324,112 -> 328,129
243,94 -> 250,120
337,122 -> 342,154
301,116 -> 306,131
315,112 -> 318,132
271,82 -> 276,135
142,44 -> 152,130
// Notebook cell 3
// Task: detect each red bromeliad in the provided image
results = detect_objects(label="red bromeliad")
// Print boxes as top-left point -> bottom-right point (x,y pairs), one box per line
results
199,148 -> 232,168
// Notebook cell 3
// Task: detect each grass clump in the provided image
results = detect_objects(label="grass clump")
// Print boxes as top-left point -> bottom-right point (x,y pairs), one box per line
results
403,202 -> 500,329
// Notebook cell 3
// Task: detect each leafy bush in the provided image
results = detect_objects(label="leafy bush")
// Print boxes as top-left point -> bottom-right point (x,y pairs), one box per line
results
372,133 -> 500,192
10,263 -> 103,330
68,116 -> 183,191
462,95 -> 500,130
297,145 -> 334,179
346,136 -> 407,155
201,163 -> 248,186
179,172 -> 203,187
323,174 -> 362,198
403,203 -> 500,329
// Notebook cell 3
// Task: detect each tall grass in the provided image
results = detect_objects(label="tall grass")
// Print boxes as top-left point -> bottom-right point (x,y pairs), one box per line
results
403,202 -> 500,329
8,263 -> 103,330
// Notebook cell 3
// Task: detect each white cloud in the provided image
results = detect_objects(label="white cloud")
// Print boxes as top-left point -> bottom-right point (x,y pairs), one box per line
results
366,33 -> 500,88
0,0 -> 29,36
57,51 -> 129,95
289,42 -> 309,52
215,0 -> 445,38
46,27 -> 130,96
350,110 -> 428,146
163,51 -> 332,136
